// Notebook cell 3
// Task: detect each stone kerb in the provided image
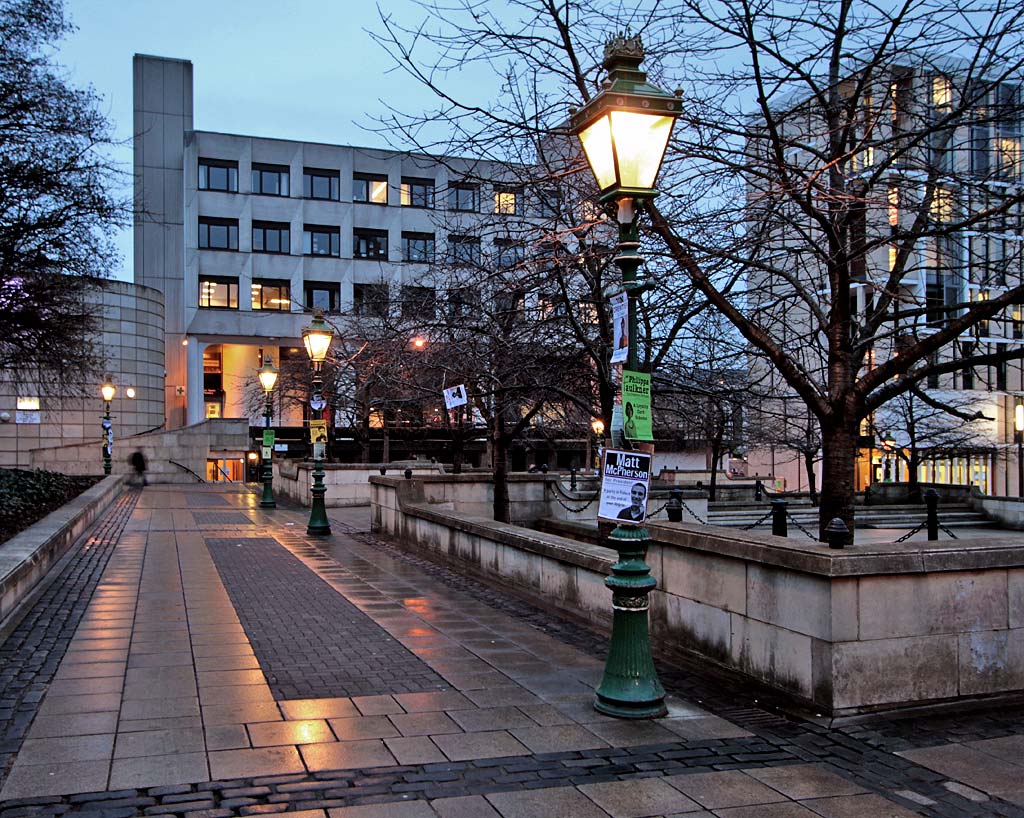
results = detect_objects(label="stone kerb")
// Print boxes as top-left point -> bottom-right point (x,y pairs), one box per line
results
373,475 -> 1024,716
0,475 -> 124,629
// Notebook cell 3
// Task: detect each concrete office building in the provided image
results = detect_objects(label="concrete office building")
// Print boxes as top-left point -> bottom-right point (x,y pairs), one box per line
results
134,54 -> 534,456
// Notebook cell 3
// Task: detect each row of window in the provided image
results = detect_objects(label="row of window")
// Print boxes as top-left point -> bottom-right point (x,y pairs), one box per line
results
197,277 -> 575,322
198,217 -> 524,265
198,159 -> 551,215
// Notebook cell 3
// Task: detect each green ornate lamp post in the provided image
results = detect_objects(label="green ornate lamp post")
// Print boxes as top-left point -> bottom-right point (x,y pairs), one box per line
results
100,377 -> 116,475
571,33 -> 681,718
303,309 -> 334,535
257,354 -> 279,508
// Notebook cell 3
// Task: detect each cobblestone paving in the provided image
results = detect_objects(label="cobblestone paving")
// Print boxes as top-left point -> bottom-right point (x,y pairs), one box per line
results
205,537 -> 449,700
192,512 -> 254,526
0,490 -> 139,785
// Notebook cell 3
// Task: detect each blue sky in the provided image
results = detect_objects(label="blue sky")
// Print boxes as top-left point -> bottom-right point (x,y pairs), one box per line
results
59,0 -> 463,280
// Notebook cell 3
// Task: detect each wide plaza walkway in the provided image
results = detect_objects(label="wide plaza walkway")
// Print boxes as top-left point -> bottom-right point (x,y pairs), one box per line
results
1,484 -> 1023,817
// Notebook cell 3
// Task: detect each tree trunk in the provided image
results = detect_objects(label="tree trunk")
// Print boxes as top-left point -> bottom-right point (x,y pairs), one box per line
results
708,442 -> 721,502
818,420 -> 858,543
492,413 -> 510,523
907,447 -> 921,503
804,450 -> 819,506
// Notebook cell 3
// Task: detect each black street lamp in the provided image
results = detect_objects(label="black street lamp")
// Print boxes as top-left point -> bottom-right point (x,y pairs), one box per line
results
100,376 -> 116,475
1016,403 -> 1023,499
257,354 -> 279,508
571,33 -> 681,719
303,309 -> 334,535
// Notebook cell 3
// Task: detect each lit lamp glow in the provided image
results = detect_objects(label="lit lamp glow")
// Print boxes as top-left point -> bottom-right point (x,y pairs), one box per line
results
100,377 -> 116,475
1016,404 -> 1024,500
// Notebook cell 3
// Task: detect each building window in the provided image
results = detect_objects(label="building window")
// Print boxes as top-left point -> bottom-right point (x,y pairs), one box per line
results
354,173 -> 388,205
493,184 -> 521,215
448,287 -> 479,317
536,188 -> 561,218
252,163 -> 289,196
303,225 -> 340,257
451,183 -> 478,212
401,286 -> 436,319
199,159 -> 238,192
353,283 -> 390,317
450,235 -> 480,265
402,232 -> 435,263
251,279 -> 291,311
494,239 -> 522,269
198,217 -> 238,250
303,168 -> 340,200
304,282 -> 340,313
252,221 -> 290,254
401,177 -> 434,208
199,276 -> 238,309
354,228 -> 388,260
929,186 -> 954,223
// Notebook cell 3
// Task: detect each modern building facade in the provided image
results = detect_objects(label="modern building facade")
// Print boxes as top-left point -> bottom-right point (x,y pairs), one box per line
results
134,54 -> 542,439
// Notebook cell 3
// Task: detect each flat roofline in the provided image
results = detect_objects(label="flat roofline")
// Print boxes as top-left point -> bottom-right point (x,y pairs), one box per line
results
187,128 -> 517,169
134,53 -> 193,66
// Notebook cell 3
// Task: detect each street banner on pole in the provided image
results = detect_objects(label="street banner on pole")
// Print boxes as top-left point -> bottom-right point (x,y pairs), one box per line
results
610,291 -> 628,364
262,429 -> 275,447
598,449 -> 652,525
443,384 -> 468,409
309,420 -> 328,443
621,370 -> 652,440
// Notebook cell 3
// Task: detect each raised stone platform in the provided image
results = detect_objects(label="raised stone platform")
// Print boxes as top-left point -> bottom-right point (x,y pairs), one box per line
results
372,475 -> 1024,717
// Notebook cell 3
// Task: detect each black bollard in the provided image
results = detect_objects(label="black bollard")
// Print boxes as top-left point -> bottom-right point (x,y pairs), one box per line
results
666,488 -> 683,522
771,499 -> 788,537
925,488 -> 939,541
540,463 -> 549,474
379,466 -> 387,475
404,467 -> 413,480
755,479 -> 763,501
569,467 -> 577,491
824,517 -> 848,549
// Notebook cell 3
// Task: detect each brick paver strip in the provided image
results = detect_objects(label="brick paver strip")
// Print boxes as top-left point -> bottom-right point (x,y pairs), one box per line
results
192,512 -> 254,525
0,489 -> 139,787
186,494 -> 232,507
204,537 -> 448,700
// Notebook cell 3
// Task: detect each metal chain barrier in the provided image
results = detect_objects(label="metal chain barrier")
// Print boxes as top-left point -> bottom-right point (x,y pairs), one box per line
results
647,501 -> 670,518
679,497 -> 708,524
938,522 -> 959,539
785,510 -> 819,541
552,494 -> 598,514
893,521 -> 926,543
742,509 -> 774,530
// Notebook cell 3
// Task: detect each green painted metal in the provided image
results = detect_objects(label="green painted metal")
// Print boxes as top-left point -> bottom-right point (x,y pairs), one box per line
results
259,397 -> 276,509
306,368 -> 331,536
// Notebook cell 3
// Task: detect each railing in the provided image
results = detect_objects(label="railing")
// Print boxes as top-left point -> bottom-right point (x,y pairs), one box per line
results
169,460 -> 205,482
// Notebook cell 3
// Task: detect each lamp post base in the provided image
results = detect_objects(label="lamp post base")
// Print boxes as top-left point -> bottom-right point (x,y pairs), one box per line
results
594,524 -> 666,719
307,460 -> 331,535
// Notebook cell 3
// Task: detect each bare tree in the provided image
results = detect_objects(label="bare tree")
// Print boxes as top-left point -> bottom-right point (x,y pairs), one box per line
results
371,0 -> 1024,540
0,0 -> 127,388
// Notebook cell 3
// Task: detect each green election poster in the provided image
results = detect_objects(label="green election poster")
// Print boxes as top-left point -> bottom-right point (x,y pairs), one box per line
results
262,429 -> 275,447
621,370 -> 652,441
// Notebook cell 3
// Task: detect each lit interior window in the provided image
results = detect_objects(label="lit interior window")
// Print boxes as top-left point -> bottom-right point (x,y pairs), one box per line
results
16,397 -> 39,411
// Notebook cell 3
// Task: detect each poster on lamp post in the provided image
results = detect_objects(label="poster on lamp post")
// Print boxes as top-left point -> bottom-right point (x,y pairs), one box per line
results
262,429 -> 275,447
610,291 -> 628,364
598,449 -> 652,525
621,370 -> 652,441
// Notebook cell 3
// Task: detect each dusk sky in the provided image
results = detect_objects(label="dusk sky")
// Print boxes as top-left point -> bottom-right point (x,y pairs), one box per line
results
59,0 -> 482,280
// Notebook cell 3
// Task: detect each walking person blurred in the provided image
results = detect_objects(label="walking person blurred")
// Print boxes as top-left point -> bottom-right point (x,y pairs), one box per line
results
129,450 -> 147,487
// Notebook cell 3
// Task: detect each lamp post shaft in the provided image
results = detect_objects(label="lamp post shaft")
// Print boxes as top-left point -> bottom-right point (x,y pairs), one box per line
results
307,365 -> 331,535
102,402 -> 112,476
1017,434 -> 1023,500
594,205 -> 666,719
260,394 -> 276,508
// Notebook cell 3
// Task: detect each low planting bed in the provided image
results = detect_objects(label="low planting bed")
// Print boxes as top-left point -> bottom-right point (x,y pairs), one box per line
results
0,468 -> 101,544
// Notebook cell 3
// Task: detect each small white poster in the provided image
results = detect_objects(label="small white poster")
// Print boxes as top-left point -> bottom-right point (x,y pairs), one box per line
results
610,291 -> 628,364
443,384 -> 468,410
598,448 -> 652,526
261,446 -> 272,459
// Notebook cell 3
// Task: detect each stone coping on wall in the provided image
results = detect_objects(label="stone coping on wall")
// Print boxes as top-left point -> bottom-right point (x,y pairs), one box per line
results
0,475 -> 125,628
375,476 -> 1024,579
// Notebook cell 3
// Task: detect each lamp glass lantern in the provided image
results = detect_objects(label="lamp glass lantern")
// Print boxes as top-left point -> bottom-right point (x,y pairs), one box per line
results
1015,403 -> 1023,433
100,379 -> 116,403
302,310 -> 334,364
258,355 -> 279,394
570,37 -> 682,204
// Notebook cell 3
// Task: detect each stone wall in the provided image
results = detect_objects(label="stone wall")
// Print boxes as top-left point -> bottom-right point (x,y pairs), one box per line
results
273,462 -> 446,507
30,419 -> 248,483
373,475 -> 1024,717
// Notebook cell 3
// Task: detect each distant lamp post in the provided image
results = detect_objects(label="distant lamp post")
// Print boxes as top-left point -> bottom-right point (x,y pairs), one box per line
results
1015,404 -> 1023,499
257,354 -> 279,508
590,418 -> 606,472
572,33 -> 680,719
100,377 -> 116,475
303,310 -> 334,535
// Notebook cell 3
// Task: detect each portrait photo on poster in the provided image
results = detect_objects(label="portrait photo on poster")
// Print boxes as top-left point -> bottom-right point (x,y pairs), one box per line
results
598,448 -> 652,525
610,291 -> 628,364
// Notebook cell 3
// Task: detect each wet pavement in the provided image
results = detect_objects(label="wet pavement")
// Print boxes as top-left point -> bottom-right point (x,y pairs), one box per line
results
0,484 -> 1023,816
